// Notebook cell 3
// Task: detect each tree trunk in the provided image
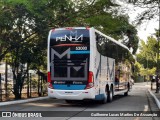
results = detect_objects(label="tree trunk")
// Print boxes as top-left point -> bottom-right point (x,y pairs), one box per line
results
14,84 -> 21,100
5,60 -> 8,100
27,64 -> 29,98
13,74 -> 22,100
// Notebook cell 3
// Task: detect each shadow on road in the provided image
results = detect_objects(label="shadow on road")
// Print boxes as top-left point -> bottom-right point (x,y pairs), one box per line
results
53,94 -> 129,108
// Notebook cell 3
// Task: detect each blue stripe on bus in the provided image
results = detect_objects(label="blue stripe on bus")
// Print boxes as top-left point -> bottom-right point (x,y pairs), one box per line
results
95,94 -> 105,100
70,51 -> 90,54
53,85 -> 86,90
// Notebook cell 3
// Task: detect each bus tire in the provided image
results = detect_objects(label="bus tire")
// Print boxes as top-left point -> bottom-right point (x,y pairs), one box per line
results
124,91 -> 128,96
107,86 -> 113,102
124,83 -> 130,96
100,87 -> 108,104
65,100 -> 74,104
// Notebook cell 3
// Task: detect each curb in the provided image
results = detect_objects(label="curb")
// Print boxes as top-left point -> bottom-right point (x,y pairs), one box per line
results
0,96 -> 49,106
148,89 -> 160,109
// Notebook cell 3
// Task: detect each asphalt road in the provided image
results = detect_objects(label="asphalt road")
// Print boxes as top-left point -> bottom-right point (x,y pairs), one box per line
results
0,83 -> 159,120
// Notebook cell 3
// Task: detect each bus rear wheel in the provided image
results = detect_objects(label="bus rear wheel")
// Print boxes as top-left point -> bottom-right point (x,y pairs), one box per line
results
65,100 -> 74,103
100,86 -> 108,104
107,86 -> 113,102
124,83 -> 130,96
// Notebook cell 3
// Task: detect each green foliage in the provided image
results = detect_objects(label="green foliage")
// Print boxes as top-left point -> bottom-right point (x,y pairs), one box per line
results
136,37 -> 158,69
0,0 -> 139,99
132,61 -> 141,82
136,32 -> 160,79
82,1 -> 139,53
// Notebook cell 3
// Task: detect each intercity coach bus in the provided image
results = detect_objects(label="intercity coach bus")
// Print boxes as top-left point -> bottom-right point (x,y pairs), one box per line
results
47,27 -> 134,103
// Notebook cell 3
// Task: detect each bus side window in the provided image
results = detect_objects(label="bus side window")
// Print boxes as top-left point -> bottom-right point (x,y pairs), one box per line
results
96,33 -> 102,54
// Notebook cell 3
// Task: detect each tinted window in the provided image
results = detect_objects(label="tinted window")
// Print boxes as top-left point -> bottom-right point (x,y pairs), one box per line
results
96,32 -> 132,62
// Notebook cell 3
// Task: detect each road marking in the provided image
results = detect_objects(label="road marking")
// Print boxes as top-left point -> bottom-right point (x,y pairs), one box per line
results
144,105 -> 149,111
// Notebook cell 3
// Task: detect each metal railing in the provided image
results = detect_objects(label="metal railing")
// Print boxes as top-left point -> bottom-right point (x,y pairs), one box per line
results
0,73 -> 47,102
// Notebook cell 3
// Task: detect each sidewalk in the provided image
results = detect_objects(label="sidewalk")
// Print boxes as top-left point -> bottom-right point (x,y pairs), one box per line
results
0,96 -> 49,106
147,82 -> 160,110
148,89 -> 160,109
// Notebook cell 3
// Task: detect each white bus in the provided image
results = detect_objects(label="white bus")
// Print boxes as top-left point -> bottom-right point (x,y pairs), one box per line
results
47,27 -> 134,103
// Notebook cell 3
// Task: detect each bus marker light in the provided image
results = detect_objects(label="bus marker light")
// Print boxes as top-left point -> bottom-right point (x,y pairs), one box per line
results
65,27 -> 73,30
88,71 -> 93,83
84,92 -> 88,93
85,71 -> 94,89
86,26 -> 90,30
48,82 -> 54,89
47,72 -> 51,83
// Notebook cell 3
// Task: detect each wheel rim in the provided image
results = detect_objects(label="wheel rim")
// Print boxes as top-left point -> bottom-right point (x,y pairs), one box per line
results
110,89 -> 113,101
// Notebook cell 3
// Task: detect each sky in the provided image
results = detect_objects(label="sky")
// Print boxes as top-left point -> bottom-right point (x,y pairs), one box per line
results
137,20 -> 158,41
115,0 -> 159,42
129,9 -> 158,42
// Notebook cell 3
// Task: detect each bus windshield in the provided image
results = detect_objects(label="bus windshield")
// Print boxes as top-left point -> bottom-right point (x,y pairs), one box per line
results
50,29 -> 90,84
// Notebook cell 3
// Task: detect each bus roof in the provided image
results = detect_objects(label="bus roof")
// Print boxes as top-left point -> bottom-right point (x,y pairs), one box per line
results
51,27 -> 90,31
95,29 -> 130,52
50,27 -> 132,54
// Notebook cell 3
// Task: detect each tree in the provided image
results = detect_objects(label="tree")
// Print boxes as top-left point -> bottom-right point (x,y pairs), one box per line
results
0,0 -> 50,99
136,36 -> 159,71
0,0 -> 139,59
74,0 -> 139,53
0,0 -> 85,99
120,0 -> 159,25
0,0 -> 139,99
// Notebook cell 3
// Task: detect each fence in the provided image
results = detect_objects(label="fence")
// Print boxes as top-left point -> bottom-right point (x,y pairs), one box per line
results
0,72 -> 47,102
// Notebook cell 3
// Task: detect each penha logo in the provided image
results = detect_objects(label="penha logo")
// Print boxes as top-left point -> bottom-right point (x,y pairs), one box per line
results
56,31 -> 83,42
